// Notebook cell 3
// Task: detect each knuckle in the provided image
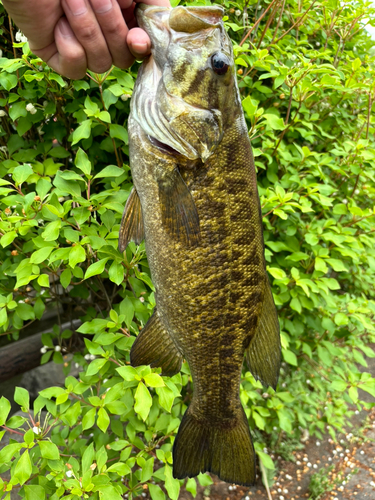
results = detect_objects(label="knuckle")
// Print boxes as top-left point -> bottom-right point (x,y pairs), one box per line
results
77,25 -> 99,43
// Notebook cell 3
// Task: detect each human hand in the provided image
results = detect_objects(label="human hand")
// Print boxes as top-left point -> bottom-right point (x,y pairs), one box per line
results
2,0 -> 171,79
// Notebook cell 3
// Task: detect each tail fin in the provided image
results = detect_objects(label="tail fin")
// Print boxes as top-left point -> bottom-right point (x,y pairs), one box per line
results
173,405 -> 255,486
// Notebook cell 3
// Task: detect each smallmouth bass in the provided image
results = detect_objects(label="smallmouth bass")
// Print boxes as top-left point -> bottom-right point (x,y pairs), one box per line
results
119,4 -> 281,486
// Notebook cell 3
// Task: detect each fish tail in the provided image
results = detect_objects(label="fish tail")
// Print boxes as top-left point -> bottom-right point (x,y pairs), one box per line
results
173,404 -> 255,486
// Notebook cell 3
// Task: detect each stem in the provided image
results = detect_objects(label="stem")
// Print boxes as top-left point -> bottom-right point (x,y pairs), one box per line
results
240,0 -> 279,46
273,0 -> 317,44
259,459 -> 273,500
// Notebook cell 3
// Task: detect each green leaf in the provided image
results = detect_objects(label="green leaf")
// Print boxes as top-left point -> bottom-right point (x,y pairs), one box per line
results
1,231 -> 17,248
72,120 -> 92,145
282,349 -> 298,366
149,484 -> 166,500
263,114 -> 285,130
82,408 -> 96,431
97,407 -> 110,433
14,387 -> 29,410
75,148 -> 92,176
13,164 -> 33,185
24,485 -> 46,500
109,124 -> 128,144
94,164 -> 125,179
164,463 -> 180,500
14,450 -> 32,485
242,96 -> 258,117
39,440 -> 60,460
267,267 -> 286,279
86,358 -> 107,376
257,450 -> 275,469
30,246 -> 54,264
134,381 -> 152,421
84,258 -> 109,279
144,373 -> 165,388
38,274 -> 50,288
0,397 -> 11,426
60,269 -> 72,289
108,261 -> 124,286
334,312 -> 348,326
69,245 -> 86,268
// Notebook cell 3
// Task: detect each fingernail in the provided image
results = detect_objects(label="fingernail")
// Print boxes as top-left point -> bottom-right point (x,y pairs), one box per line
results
93,0 -> 112,14
131,42 -> 149,55
59,18 -> 73,37
68,0 -> 88,16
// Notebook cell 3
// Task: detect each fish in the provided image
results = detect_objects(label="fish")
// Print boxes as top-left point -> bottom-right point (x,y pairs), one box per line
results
118,3 -> 281,486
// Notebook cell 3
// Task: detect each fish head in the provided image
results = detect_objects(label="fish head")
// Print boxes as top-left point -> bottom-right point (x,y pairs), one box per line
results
132,4 -> 238,162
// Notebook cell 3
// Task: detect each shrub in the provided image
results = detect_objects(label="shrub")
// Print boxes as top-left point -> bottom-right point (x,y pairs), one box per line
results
0,0 -> 375,498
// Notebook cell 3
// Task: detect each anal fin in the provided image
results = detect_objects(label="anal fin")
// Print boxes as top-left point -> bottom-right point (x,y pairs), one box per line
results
130,309 -> 183,377
158,168 -> 200,247
118,187 -> 145,252
246,280 -> 281,390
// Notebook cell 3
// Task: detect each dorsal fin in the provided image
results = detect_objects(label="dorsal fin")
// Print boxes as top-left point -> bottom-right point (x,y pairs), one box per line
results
169,6 -> 223,33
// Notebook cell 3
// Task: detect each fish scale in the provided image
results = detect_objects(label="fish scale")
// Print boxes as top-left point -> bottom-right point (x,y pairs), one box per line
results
119,4 -> 281,486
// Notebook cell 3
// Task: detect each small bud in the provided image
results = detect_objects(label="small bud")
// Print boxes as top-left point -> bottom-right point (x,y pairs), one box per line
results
229,8 -> 235,13
90,463 -> 97,470
106,444 -> 111,449
11,250 -> 18,256
88,206 -> 94,211
120,94 -> 130,101
237,68 -> 243,75
34,195 -> 41,202
4,207 -> 11,215
280,93 -> 285,99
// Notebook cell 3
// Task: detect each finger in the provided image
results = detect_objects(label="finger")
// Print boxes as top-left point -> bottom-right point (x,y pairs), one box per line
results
62,0 -> 113,74
32,18 -> 87,79
89,0 -> 134,68
134,0 -> 171,6
127,27 -> 151,60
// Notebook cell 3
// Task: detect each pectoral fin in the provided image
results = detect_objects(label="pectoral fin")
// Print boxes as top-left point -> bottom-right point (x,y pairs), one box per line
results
118,187 -> 145,252
158,168 -> 200,247
130,309 -> 183,377
245,281 -> 281,390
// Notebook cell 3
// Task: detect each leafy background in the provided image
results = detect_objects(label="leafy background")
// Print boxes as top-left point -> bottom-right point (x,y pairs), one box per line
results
0,0 -> 375,498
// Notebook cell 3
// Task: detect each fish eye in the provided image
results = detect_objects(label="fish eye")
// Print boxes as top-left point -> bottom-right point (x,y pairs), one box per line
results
211,52 -> 230,75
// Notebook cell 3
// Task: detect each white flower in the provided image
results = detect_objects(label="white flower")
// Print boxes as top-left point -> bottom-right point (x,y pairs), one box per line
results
75,363 -> 80,369
40,347 -> 47,354
66,470 -> 73,477
235,9 -> 241,16
342,199 -> 348,204
120,94 -> 130,101
316,42 -> 320,47
32,426 -> 41,434
328,457 -> 332,461
307,462 -> 312,467
0,110 -> 7,117
313,464 -> 318,469
15,31 -> 28,43
290,54 -> 296,60
316,441 -> 320,446
55,345 -> 61,352
84,354 -> 90,360
26,103 -> 37,115
89,354 -> 96,360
